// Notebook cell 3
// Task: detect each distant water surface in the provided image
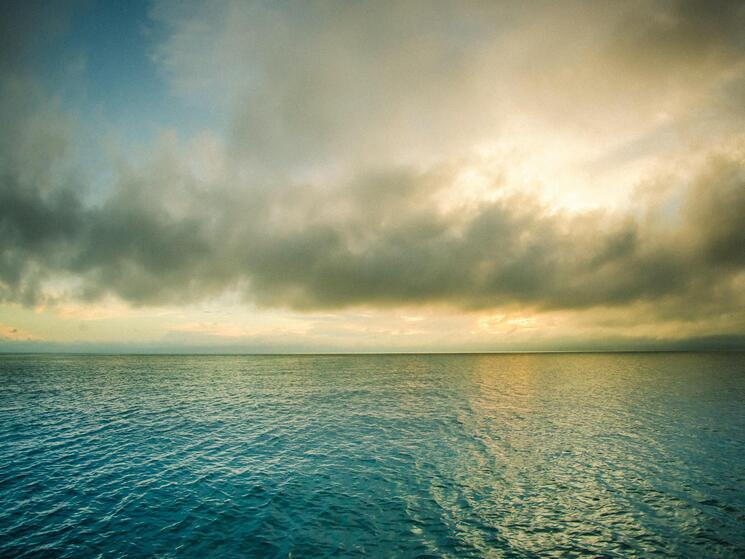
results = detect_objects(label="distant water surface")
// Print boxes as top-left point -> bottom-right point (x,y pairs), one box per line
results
1,353 -> 744,558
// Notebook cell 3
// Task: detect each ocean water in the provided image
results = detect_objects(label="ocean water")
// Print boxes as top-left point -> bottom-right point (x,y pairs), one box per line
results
1,353 -> 744,558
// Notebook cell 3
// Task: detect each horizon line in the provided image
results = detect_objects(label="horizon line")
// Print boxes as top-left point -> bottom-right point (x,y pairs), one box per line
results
2,349 -> 744,357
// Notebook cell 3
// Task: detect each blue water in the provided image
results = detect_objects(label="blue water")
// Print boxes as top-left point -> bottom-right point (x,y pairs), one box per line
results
1,353 -> 744,558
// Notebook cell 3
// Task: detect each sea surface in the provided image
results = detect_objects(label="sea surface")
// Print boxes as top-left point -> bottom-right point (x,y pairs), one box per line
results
0,353 -> 744,558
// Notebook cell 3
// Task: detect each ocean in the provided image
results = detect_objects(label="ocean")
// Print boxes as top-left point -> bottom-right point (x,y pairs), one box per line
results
1,353 -> 743,558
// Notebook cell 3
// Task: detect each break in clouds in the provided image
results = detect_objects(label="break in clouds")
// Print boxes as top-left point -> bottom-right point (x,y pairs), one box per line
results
1,0 -> 745,329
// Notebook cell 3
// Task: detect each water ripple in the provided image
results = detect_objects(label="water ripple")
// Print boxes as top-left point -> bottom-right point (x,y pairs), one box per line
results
1,353 -> 744,557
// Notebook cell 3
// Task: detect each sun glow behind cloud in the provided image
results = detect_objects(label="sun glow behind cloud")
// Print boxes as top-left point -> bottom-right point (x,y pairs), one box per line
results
1,0 -> 745,352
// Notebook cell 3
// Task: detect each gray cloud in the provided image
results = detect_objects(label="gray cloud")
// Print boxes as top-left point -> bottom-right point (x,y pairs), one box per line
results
1,89 -> 744,318
1,0 -> 745,330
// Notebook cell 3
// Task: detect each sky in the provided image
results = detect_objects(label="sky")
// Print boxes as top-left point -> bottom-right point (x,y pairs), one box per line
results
1,0 -> 745,353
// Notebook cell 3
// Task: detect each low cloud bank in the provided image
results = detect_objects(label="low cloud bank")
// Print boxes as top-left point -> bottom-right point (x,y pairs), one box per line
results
1,0 -> 744,332
1,92 -> 743,318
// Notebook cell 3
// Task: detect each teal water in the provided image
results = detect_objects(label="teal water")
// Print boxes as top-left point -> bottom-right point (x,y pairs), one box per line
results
1,353 -> 744,558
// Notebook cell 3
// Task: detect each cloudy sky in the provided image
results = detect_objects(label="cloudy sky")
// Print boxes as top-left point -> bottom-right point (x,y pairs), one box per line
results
1,0 -> 744,352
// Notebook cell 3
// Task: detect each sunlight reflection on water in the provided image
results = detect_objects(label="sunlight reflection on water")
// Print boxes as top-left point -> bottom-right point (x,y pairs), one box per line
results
1,353 -> 744,557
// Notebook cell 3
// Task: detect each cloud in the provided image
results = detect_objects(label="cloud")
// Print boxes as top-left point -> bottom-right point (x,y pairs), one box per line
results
0,323 -> 36,341
1,85 -> 744,319
1,0 -> 744,344
150,0 -> 745,169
